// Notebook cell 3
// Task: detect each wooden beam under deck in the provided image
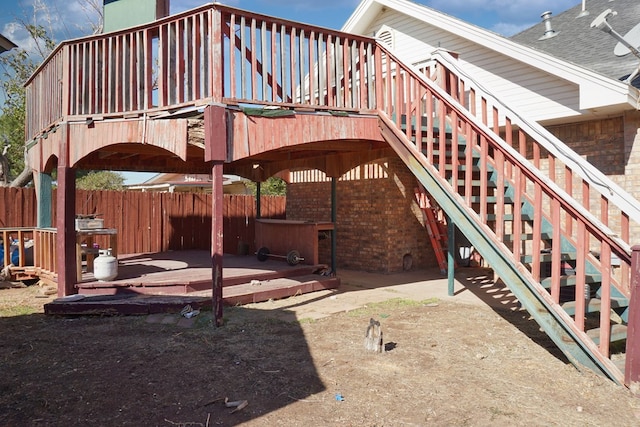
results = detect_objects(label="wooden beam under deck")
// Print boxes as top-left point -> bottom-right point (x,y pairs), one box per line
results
226,111 -> 385,161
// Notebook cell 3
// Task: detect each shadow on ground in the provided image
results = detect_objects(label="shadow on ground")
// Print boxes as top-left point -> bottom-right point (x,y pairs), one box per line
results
0,305 -> 324,426
455,268 -> 569,363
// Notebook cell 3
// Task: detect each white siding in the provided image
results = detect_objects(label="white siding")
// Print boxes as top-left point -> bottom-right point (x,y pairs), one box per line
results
366,10 -> 585,123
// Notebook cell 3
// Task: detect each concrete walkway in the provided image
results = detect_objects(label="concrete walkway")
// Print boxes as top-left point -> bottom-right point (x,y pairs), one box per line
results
238,266 -> 519,321
143,266 -> 519,327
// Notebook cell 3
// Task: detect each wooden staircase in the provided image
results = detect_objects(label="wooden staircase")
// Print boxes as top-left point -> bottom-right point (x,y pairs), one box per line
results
414,183 -> 449,274
378,48 -> 640,385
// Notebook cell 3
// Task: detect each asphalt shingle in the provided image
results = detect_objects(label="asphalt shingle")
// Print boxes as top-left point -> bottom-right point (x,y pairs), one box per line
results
510,0 -> 640,87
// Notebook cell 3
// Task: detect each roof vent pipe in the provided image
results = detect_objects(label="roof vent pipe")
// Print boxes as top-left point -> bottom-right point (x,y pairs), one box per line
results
577,0 -> 589,18
539,11 -> 559,40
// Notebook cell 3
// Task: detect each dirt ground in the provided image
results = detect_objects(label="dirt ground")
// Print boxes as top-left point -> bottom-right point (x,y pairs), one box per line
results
1,276 -> 640,427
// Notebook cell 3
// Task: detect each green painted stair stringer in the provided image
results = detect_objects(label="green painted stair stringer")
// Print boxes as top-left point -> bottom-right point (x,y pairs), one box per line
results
378,113 -> 623,384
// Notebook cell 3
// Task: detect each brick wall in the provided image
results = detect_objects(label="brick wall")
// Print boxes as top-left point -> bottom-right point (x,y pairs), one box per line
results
545,115 -> 640,242
287,157 -> 436,273
546,116 -> 625,176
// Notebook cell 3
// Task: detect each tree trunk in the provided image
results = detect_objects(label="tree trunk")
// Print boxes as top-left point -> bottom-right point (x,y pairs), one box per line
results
9,167 -> 33,187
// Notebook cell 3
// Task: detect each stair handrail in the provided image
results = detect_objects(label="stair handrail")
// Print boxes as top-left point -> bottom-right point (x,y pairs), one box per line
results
429,48 -> 640,227
375,43 -> 632,258
376,47 -> 633,382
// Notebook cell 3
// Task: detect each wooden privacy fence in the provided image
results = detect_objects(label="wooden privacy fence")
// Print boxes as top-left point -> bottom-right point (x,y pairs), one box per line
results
0,187 -> 285,255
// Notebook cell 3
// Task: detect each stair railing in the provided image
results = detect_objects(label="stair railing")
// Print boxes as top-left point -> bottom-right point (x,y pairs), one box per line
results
429,48 -> 640,288
374,41 -> 639,383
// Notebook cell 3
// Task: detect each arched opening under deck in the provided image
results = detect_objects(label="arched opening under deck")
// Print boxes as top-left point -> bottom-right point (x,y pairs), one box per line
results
42,107 -> 437,320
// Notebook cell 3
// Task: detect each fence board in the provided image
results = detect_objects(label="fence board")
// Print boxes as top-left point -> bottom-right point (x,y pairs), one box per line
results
0,187 -> 285,255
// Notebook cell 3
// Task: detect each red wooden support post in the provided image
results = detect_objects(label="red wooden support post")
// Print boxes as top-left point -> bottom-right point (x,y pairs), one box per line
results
625,245 -> 640,387
205,104 -> 227,327
211,163 -> 224,327
208,7 -> 225,327
55,124 -> 77,297
56,168 -> 77,297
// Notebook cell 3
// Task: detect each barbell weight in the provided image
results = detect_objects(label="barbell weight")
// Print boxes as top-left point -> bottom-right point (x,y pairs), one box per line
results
255,246 -> 304,265
256,246 -> 270,261
286,249 -> 302,266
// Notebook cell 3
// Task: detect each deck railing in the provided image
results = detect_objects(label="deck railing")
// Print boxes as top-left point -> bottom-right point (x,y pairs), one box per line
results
219,8 -> 378,111
33,228 -> 57,279
1,228 -> 56,280
1,228 -> 34,269
25,4 -> 380,142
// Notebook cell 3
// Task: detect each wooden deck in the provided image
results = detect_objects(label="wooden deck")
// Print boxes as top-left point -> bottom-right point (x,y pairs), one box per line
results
44,250 -> 339,315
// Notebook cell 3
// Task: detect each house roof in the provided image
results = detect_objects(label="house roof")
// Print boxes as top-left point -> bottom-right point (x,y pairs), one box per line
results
343,0 -> 638,111
0,34 -> 17,54
511,0 -> 640,88
126,173 -> 248,192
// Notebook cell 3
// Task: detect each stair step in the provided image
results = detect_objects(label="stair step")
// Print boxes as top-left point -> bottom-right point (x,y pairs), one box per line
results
503,232 -> 553,242
486,213 -> 534,221
561,297 -> 628,316
521,252 -> 576,264
540,274 -> 602,289
428,149 -> 469,159
441,164 -> 482,172
399,115 -> 460,137
587,324 -> 627,345
468,195 -> 514,204
453,179 -> 497,188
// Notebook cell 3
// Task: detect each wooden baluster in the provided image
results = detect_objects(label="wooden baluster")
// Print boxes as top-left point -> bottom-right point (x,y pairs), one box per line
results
176,19 -> 185,104
625,245 -> 640,386
551,198 -> 561,303
404,73 -> 411,140
438,98 -> 446,177
262,20 -> 268,102
270,22 -> 277,102
250,18 -> 257,100
505,118 -> 513,180
495,145 -> 505,242
479,134 -> 488,224
512,168 -> 523,269
426,90 -> 434,165
299,28 -> 306,104
451,110 -> 459,192
575,219 -> 587,331
621,212 -> 630,292
358,40 -> 366,109
464,127 -> 474,205
565,166 -> 573,237
599,241 -> 612,357
532,182 -> 542,282
374,42 -> 382,112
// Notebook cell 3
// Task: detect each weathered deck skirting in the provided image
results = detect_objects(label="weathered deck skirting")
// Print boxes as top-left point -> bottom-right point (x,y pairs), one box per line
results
44,251 -> 339,315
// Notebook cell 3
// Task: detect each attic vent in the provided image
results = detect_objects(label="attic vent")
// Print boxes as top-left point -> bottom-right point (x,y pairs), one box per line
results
376,27 -> 395,50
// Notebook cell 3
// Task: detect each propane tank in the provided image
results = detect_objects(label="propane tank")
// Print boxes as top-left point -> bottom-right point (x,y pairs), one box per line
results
94,248 -> 118,281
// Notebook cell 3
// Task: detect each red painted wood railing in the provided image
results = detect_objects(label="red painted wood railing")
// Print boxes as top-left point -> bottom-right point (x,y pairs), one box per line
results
375,45 -> 638,383
429,49 -> 639,291
25,4 -> 379,142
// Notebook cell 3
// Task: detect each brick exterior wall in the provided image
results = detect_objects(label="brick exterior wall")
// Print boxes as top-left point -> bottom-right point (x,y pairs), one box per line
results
546,116 -> 625,176
286,114 -> 640,271
545,114 -> 640,242
287,157 -> 436,273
